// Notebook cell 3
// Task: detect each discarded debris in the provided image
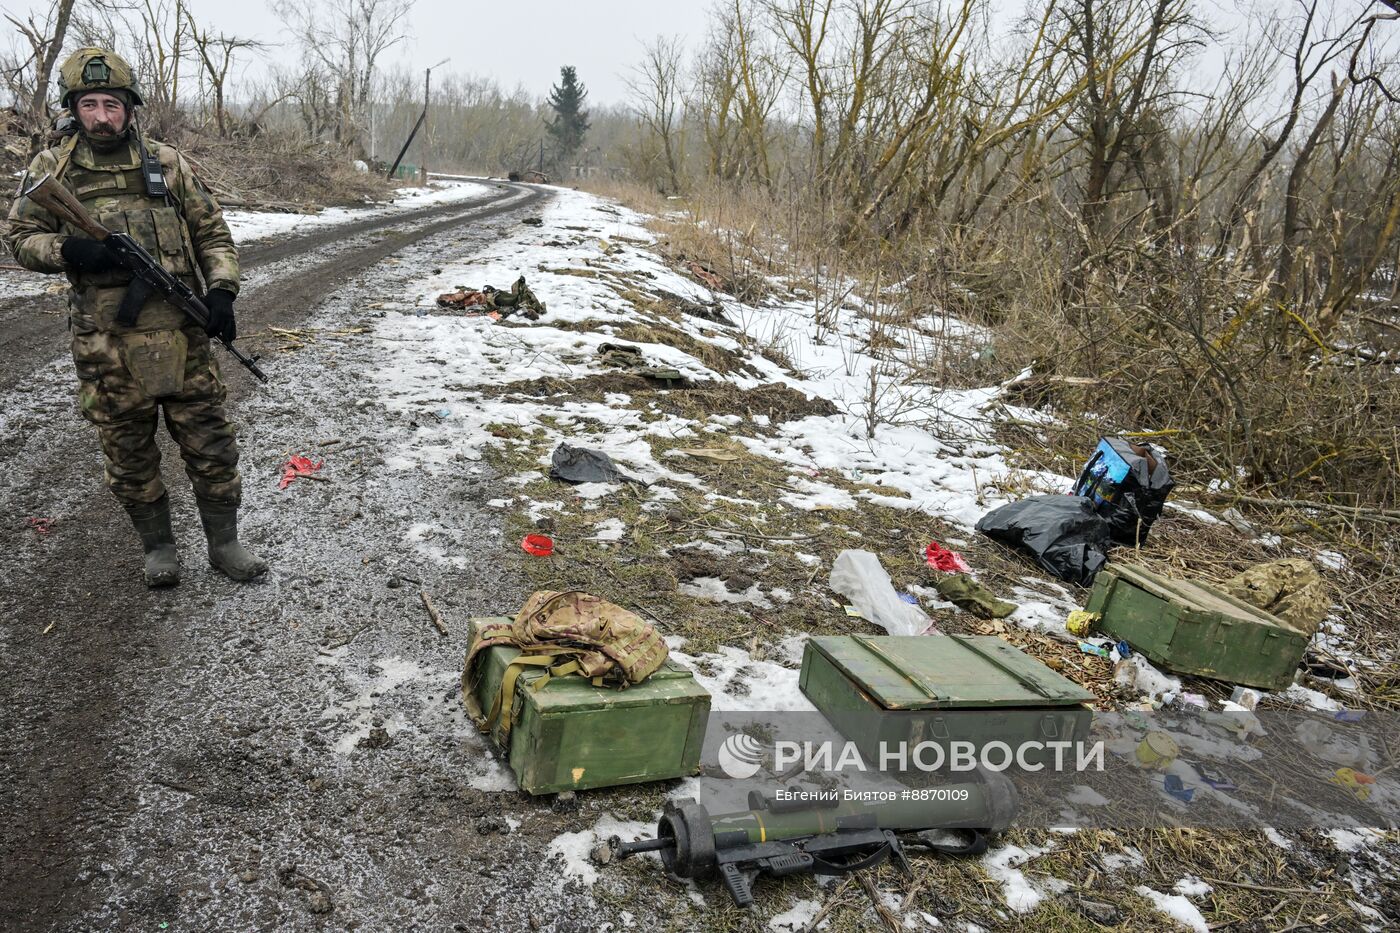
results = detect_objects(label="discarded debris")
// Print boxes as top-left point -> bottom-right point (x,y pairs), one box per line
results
278,455 -> 324,489
549,443 -> 641,485
436,275 -> 547,320
1219,558 -> 1329,636
686,260 -> 724,290
25,517 -> 54,535
675,447 -> 740,463
829,549 -> 938,636
931,572 -> 1016,619
1074,436 -> 1175,545
521,533 -> 555,557
976,495 -> 1111,586
924,540 -> 971,573
420,590 -> 449,636
597,342 -> 686,384
1086,563 -> 1309,690
1163,773 -> 1195,803
520,216 -> 544,226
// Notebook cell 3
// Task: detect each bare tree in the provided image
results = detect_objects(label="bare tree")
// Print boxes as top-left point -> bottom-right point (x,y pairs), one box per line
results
626,35 -> 688,192
183,8 -> 264,137
272,0 -> 414,153
3,0 -> 77,156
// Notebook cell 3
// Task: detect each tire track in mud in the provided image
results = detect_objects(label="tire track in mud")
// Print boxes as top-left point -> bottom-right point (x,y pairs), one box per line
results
0,181 -> 549,930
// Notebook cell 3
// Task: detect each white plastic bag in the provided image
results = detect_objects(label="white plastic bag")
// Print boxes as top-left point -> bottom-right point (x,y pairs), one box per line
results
829,550 -> 937,637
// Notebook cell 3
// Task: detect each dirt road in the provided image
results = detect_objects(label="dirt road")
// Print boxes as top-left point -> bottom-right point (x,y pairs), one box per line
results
0,182 -> 639,931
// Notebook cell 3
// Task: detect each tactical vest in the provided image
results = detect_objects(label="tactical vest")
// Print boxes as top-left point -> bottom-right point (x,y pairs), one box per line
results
56,135 -> 200,333
462,590 -> 670,744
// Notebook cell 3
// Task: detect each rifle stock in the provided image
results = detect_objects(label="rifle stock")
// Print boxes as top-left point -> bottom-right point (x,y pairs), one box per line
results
21,173 -> 268,383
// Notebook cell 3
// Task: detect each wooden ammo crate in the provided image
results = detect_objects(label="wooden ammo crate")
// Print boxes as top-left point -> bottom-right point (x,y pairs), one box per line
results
464,618 -> 710,795
1084,563 -> 1309,691
799,635 -> 1094,769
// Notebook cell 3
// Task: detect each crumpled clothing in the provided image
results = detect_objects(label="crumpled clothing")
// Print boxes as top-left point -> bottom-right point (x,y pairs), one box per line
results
279,454 -> 324,489
925,540 -> 971,573
1218,558 -> 1329,636
931,573 -> 1017,619
549,443 -> 643,485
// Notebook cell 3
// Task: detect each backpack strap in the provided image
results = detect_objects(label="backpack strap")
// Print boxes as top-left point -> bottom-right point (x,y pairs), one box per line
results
51,134 -> 80,183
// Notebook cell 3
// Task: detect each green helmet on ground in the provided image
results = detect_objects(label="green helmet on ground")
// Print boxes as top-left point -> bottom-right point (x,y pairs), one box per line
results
58,47 -> 144,109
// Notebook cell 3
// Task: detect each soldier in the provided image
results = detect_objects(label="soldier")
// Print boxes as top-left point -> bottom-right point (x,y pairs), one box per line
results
4,47 -> 267,587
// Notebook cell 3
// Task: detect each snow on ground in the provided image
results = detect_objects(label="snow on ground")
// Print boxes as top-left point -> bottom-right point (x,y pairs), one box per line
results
547,813 -> 654,888
1135,885 -> 1210,932
370,185 -> 1071,535
981,843 -> 1063,913
224,177 -> 500,242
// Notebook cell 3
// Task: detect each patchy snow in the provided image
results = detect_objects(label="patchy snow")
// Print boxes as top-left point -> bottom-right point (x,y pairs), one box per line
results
1066,785 -> 1110,807
1314,550 -> 1348,571
589,517 -> 627,541
1263,827 -> 1294,849
768,899 -> 823,931
1135,885 -> 1210,932
1325,828 -> 1385,852
678,576 -> 775,609
548,813 -> 654,888
667,638 -> 814,712
982,844 -> 1055,913
1173,876 -> 1213,898
224,178 -> 501,242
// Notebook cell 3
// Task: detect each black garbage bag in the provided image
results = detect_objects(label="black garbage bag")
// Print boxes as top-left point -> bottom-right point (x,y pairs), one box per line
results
1074,437 -> 1174,545
549,443 -> 642,485
975,495 -> 1111,586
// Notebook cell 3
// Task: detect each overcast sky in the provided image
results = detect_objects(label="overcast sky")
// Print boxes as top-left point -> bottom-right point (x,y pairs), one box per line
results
5,0 -> 1391,110
9,0 -> 716,107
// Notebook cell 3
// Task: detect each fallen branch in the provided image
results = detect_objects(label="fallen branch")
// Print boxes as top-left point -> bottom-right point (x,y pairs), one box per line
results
420,591 -> 449,636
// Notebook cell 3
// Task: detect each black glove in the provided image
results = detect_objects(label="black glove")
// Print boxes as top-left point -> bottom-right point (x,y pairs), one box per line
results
60,236 -> 120,273
203,288 -> 237,343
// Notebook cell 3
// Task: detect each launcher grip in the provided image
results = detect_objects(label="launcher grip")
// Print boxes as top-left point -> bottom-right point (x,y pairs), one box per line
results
22,173 -> 110,240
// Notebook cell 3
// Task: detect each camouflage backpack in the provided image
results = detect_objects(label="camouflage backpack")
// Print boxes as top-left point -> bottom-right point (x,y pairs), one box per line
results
462,590 -> 669,743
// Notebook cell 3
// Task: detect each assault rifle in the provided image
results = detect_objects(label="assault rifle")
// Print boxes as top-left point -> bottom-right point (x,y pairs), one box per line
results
607,775 -> 1018,907
20,173 -> 268,383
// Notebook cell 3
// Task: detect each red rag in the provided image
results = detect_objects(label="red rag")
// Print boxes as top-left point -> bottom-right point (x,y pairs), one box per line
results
279,455 -> 324,489
925,541 -> 971,573
26,517 -> 54,535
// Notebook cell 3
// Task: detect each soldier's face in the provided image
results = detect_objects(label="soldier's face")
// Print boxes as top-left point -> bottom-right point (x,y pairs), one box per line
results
76,93 -> 127,136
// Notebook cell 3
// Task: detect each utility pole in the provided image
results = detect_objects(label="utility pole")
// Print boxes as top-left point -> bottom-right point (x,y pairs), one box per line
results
421,57 -> 449,184
389,57 -> 450,183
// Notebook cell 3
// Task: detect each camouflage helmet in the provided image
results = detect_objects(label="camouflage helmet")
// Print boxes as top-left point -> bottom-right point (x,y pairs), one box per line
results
58,47 -> 144,109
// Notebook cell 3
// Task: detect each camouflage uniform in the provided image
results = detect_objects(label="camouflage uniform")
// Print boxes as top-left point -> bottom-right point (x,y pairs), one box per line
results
6,133 -> 244,507
4,47 -> 264,584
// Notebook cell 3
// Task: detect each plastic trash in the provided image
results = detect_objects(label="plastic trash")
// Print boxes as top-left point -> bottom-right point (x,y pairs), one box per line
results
975,495 -> 1111,586
1228,686 -> 1260,711
1074,437 -> 1174,545
1065,610 -> 1099,637
549,443 -> 641,485
829,550 -> 938,637
521,534 -> 555,557
1163,774 -> 1195,803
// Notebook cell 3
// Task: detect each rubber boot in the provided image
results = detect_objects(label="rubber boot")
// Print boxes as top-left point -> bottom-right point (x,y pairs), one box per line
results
124,495 -> 181,588
196,498 -> 268,581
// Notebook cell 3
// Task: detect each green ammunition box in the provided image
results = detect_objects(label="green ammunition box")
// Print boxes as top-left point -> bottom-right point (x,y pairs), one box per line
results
466,619 -> 711,795
1084,563 -> 1308,691
799,635 -> 1094,770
